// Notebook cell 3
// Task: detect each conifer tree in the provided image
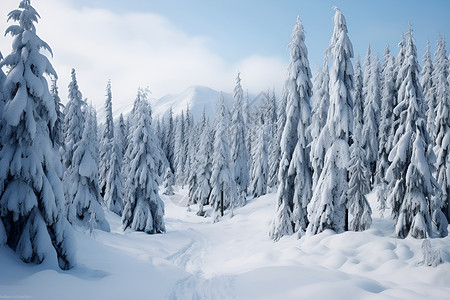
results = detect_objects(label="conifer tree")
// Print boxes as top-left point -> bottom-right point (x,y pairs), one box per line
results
231,72 -> 250,206
122,89 -> 165,234
104,127 -> 124,216
307,7 -> 353,235
163,108 -> 175,171
375,53 -> 396,215
209,95 -> 236,219
63,68 -> 85,169
192,109 -> 213,216
266,90 -> 278,190
50,78 -> 64,150
162,167 -> 175,196
116,113 -> 127,157
433,35 -> 450,227
420,41 -> 436,142
65,106 -> 110,231
362,52 -> 381,183
99,80 -> 114,197
386,29 -> 438,239
0,0 -> 74,269
310,56 -> 330,191
348,71 -> 372,231
270,16 -> 312,240
250,124 -> 268,198
173,112 -> 186,184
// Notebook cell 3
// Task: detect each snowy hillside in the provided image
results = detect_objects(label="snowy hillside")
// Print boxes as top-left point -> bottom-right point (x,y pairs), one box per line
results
1,188 -> 449,300
97,85 -> 268,123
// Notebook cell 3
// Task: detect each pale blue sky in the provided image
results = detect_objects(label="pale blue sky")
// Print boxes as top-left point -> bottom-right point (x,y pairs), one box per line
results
71,0 -> 450,68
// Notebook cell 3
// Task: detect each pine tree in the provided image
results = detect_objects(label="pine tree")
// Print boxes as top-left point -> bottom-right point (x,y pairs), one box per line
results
116,113 -> 127,157
270,16 -> 312,240
420,41 -> 436,142
250,124 -> 268,198
122,89 -> 165,234
50,78 -> 64,150
104,127 -> 124,216
433,35 -> 450,229
380,44 -> 391,95
375,52 -> 396,215
231,73 -> 250,206
307,7 -> 353,235
266,90 -> 278,190
362,52 -> 381,184
99,80 -> 114,197
0,0 -> 74,269
192,109 -> 213,216
386,29 -> 437,239
310,56 -> 330,191
163,108 -> 175,172
173,112 -> 186,185
209,94 -> 236,219
63,68 -> 85,169
348,73 -> 372,231
162,167 -> 175,196
65,106 -> 110,231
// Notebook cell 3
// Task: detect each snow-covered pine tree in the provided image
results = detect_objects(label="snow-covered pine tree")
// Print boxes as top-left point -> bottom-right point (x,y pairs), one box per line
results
433,35 -> 450,228
421,41 -> 436,142
266,89 -> 278,190
0,0 -> 75,269
122,88 -> 165,234
116,113 -> 127,157
192,109 -> 213,216
307,7 -> 353,235
187,120 -> 200,206
231,72 -> 250,206
270,16 -> 312,240
380,44 -> 391,95
362,45 -> 372,103
310,56 -> 330,192
268,87 -> 287,189
209,94 -> 236,219
162,167 -> 175,196
352,55 -> 364,143
63,68 -> 85,169
173,112 -> 186,185
65,105 -> 110,231
348,72 -> 372,232
183,104 -> 194,185
362,51 -> 381,184
104,124 -> 124,216
99,80 -> 114,197
375,52 -> 396,215
163,107 -> 175,172
386,28 -> 438,239
250,123 -> 268,198
50,78 -> 64,150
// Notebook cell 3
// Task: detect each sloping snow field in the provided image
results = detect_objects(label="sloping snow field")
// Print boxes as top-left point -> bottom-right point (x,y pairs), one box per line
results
1,188 -> 449,300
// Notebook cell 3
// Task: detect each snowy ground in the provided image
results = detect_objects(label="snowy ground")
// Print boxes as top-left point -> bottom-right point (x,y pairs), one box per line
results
1,188 -> 450,300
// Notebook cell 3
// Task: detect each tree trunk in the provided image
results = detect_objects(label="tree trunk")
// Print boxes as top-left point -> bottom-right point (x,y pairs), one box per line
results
221,185 -> 224,217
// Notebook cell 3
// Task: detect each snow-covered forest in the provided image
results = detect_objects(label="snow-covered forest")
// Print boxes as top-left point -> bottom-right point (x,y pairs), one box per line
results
1,1 -> 450,299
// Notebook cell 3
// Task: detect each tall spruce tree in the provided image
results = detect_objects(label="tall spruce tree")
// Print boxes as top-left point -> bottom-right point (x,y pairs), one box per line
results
231,73 -> 250,206
63,69 -> 85,169
99,80 -> 114,197
270,16 -> 312,240
386,29 -> 438,239
50,78 -> 64,150
65,106 -> 110,232
122,89 -> 165,234
209,95 -> 236,219
0,0 -> 74,269
310,56 -> 330,192
420,41 -> 436,142
250,124 -> 268,198
375,52 -> 396,215
433,35 -> 450,227
307,7 -> 353,235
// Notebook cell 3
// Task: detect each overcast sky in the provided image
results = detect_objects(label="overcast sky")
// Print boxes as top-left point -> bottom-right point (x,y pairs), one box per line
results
0,0 -> 449,113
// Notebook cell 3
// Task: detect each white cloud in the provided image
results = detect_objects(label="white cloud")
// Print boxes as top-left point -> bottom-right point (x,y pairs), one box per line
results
0,0 -> 286,117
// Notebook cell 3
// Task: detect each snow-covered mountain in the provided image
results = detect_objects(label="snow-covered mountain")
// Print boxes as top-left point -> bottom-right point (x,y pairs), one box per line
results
152,85 -> 234,121
98,85 -> 266,123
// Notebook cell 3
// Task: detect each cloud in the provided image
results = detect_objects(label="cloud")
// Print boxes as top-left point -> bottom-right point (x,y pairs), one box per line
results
0,0 -> 287,118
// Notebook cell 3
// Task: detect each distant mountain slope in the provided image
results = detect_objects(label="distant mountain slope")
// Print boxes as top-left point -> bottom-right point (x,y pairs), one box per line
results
98,85 -> 265,123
